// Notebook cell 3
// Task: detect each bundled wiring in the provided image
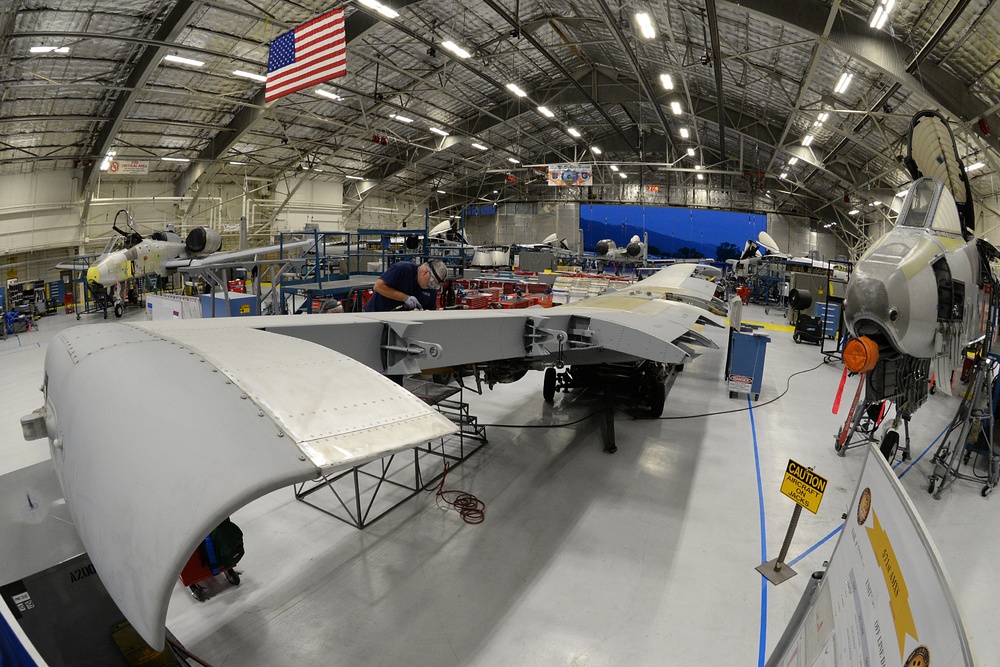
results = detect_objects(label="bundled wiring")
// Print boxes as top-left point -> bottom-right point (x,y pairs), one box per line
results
434,461 -> 485,524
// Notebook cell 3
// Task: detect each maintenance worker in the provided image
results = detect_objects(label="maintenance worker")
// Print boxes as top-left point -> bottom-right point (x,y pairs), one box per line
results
364,258 -> 448,312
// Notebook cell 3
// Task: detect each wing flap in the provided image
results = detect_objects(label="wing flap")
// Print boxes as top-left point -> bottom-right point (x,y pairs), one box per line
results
42,322 -> 455,650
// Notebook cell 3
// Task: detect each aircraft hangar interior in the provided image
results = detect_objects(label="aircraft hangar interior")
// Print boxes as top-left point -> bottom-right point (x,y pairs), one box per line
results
4,0 -> 1000,665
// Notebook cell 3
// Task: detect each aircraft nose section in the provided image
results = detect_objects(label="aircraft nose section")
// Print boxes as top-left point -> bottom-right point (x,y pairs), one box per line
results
86,265 -> 101,285
845,274 -> 890,333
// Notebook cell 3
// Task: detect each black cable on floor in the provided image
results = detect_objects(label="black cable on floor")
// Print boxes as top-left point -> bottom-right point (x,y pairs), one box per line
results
434,461 -> 485,524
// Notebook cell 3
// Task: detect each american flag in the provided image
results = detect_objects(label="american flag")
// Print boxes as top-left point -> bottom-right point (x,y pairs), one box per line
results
265,7 -> 347,103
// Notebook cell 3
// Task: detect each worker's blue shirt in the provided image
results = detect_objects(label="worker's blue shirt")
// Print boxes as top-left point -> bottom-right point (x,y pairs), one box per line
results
364,261 -> 438,312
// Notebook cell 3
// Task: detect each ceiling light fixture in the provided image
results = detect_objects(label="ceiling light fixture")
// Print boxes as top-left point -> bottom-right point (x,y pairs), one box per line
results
965,161 -> 986,172
870,0 -> 895,29
508,157 -> 520,164
609,165 -> 619,172
802,135 -> 815,147
429,127 -> 450,136
670,101 -> 683,115
99,150 -> 116,172
164,54 -> 204,67
345,175 -> 365,180
234,70 -> 266,82
686,148 -> 695,156
833,72 -> 853,94
619,172 -> 627,179
788,156 -> 799,165
679,127 -> 689,139
315,89 -> 342,100
591,146 -> 602,155
389,113 -> 413,123
506,83 -> 527,97
30,46 -> 69,54
659,73 -> 673,90
536,105 -> 555,118
471,142 -> 488,151
161,157 -> 190,162
696,174 -> 704,180
567,127 -> 581,138
357,0 -> 398,18
780,172 -> 788,179
635,12 -> 656,39
817,112 -> 829,123
849,209 -> 860,215
229,161 -> 248,166
441,40 -> 471,58
437,190 -> 446,194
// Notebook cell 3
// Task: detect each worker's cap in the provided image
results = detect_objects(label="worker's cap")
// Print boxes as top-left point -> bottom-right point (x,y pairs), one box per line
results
425,259 -> 448,289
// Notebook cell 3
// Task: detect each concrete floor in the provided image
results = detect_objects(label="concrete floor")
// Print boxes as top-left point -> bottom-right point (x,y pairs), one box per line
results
1,304 -> 997,665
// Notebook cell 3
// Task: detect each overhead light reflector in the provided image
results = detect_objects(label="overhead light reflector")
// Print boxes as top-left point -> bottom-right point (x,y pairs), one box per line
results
591,146 -> 602,155
315,89 -> 342,100
389,113 -> 413,123
441,40 -> 471,58
357,0 -> 398,18
635,12 -> 656,39
965,161 -> 986,172
471,143 -> 488,151
161,157 -> 190,162
849,209 -> 860,215
508,157 -> 520,164
567,127 -> 581,138
437,190 -> 446,194
686,148 -> 695,156
780,172 -> 788,179
679,127 -> 689,139
536,106 -> 555,118
30,46 -> 69,54
670,101 -> 682,115
609,165 -> 619,172
802,134 -> 815,147
870,0 -> 894,29
164,54 -> 204,67
788,156 -> 799,165
345,175 -> 365,180
834,72 -> 853,94
233,70 -> 266,82
506,83 -> 527,97
619,172 -> 627,179
659,73 -> 673,90
429,127 -> 450,136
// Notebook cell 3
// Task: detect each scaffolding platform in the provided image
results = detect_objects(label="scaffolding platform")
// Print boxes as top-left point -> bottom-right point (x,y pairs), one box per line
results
293,378 -> 487,528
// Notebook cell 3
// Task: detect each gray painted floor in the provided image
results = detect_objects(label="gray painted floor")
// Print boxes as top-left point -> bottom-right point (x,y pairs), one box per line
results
2,305 -> 997,665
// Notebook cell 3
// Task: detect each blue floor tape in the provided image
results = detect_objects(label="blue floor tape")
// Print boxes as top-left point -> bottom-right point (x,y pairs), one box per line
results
748,395 -> 768,667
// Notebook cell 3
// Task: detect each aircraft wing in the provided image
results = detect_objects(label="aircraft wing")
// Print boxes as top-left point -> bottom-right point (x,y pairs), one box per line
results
22,264 -> 725,649
28,321 -> 455,649
164,239 -> 314,269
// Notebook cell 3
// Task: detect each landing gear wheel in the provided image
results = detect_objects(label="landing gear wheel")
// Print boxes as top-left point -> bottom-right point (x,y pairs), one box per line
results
189,584 -> 206,602
645,381 -> 666,418
114,302 -> 124,318
542,367 -> 557,403
224,569 -> 241,586
879,431 -> 900,462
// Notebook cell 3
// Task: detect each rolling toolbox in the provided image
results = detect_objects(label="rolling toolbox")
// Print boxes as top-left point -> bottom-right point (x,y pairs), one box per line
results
792,313 -> 824,345
178,518 -> 245,601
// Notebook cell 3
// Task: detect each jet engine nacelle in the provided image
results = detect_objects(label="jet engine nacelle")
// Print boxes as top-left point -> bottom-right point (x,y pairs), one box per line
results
596,239 -> 617,255
625,234 -> 644,257
185,227 -> 223,255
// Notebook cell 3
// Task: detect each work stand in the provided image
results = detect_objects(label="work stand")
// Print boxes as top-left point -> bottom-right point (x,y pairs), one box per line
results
834,394 -> 912,462
293,378 -> 487,529
927,355 -> 1000,498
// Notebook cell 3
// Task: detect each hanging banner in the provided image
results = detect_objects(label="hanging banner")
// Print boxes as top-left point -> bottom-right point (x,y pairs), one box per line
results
547,164 -> 592,187
108,160 -> 149,175
766,445 -> 975,667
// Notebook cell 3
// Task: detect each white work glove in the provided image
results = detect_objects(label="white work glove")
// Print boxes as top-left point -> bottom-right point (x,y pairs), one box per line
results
403,295 -> 422,310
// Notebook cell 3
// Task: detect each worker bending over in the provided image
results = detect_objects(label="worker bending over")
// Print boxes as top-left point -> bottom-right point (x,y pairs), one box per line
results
365,259 -> 448,312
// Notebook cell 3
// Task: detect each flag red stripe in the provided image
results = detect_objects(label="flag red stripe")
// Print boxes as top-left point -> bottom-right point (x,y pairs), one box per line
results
265,7 -> 346,103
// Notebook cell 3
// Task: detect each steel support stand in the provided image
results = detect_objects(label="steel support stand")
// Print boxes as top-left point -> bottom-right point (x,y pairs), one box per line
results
757,503 -> 801,584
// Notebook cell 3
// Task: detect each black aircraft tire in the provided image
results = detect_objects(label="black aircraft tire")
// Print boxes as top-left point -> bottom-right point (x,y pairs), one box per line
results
114,303 -> 124,318
646,381 -> 666,418
543,367 -> 557,403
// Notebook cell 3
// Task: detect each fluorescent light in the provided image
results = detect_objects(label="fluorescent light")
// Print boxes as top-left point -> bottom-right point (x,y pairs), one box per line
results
357,0 -> 398,18
965,161 -> 986,172
670,101 -> 683,115
30,46 -> 69,54
441,40 -> 471,58
389,113 -> 413,123
345,175 -> 365,180
315,89 -> 342,100
780,172 -> 788,179
696,174 -> 704,180
679,127 -> 689,139
817,112 -> 829,123
870,0 -> 893,29
471,142 -> 488,151
233,70 -> 266,82
161,157 -> 190,162
229,161 -> 247,165
591,146 -> 602,155
834,72 -> 853,94
508,157 -> 520,164
872,200 -> 883,206
506,83 -> 527,97
686,148 -> 695,156
788,156 -> 799,165
849,209 -> 860,215
437,190 -> 446,194
802,134 -> 815,147
619,172 -> 627,179
609,165 -> 619,172
164,54 -> 204,67
659,73 -> 673,90
567,127 -> 581,138
429,127 -> 450,136
99,150 -> 116,172
536,106 -> 555,118
635,12 -> 656,39
896,188 -> 910,197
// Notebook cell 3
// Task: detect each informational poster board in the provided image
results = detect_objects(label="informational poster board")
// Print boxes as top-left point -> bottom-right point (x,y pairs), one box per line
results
767,445 -> 975,667
547,164 -> 592,187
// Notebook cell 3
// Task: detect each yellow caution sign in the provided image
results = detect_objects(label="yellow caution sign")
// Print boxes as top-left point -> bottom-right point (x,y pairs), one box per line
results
780,459 -> 827,514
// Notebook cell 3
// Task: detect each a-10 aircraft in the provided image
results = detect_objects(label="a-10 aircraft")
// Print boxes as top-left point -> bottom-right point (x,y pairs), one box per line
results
841,109 -> 999,457
593,233 -> 648,263
58,210 -> 309,317
20,261 -> 728,652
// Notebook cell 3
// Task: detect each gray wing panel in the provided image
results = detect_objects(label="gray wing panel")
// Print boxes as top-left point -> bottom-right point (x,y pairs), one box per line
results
41,322 -> 454,649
